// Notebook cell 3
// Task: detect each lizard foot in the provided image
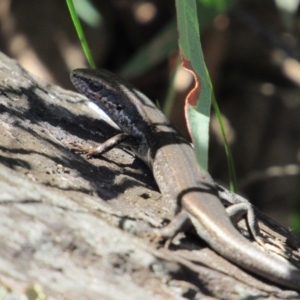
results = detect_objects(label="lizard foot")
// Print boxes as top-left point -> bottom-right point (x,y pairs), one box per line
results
147,229 -> 175,249
69,142 -> 97,158
145,211 -> 191,249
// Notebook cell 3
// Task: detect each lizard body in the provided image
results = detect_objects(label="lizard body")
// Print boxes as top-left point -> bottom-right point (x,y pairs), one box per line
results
70,68 -> 300,291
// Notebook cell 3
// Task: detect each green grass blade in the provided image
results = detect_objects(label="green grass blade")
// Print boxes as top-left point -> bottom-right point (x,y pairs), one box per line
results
66,0 -> 96,68
212,95 -> 237,191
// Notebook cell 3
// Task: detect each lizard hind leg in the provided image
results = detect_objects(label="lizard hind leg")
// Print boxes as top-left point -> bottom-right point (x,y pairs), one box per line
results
151,210 -> 193,248
226,203 -> 289,255
226,202 -> 265,247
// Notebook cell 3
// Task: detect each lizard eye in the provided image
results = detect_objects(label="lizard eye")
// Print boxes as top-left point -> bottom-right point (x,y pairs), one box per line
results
116,105 -> 123,110
89,82 -> 102,92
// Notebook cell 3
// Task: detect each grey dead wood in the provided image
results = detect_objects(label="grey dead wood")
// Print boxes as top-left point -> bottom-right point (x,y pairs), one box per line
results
0,52 -> 299,299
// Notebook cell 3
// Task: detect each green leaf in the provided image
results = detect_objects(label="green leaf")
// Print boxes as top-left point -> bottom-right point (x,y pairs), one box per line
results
175,0 -> 212,175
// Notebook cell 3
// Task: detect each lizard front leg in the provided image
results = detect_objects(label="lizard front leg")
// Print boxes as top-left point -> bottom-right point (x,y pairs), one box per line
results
70,133 -> 131,158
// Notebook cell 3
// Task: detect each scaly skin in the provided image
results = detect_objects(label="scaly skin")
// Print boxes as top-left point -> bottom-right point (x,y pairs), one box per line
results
71,68 -> 300,291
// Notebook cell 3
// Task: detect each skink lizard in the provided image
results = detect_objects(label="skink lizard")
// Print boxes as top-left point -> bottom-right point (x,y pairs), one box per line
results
70,68 -> 300,291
